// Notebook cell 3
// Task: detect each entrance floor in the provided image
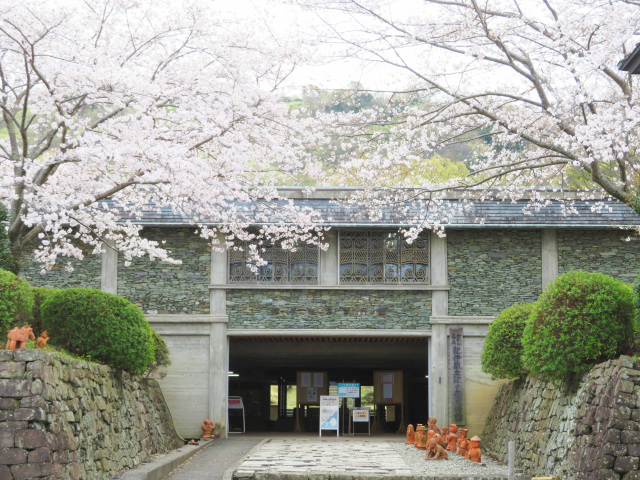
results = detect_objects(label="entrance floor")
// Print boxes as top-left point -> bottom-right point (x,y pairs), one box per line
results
233,439 -> 510,479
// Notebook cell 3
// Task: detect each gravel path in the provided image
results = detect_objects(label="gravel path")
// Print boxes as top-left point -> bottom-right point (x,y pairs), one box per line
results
390,441 -> 509,478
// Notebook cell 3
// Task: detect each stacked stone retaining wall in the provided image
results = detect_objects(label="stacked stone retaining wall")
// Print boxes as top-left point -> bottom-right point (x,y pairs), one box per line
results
0,349 -> 182,480
483,355 -> 640,480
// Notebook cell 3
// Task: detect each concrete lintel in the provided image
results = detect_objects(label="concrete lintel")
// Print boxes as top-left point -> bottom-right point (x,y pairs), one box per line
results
210,284 -> 449,291
430,316 -> 494,325
150,325 -> 212,336
146,314 -> 229,324
227,328 -> 431,337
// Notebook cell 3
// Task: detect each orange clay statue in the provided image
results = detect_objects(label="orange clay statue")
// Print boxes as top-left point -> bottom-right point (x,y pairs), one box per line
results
427,416 -> 438,432
416,426 -> 428,449
406,424 -> 415,444
457,428 -> 470,457
35,331 -> 50,349
468,436 -> 482,463
426,438 -> 448,460
201,419 -> 215,440
414,424 -> 422,447
434,433 -> 446,448
439,427 -> 448,445
6,326 -> 35,351
446,424 -> 459,452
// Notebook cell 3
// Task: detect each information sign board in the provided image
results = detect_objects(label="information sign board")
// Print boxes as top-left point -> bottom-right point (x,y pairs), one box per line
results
319,396 -> 339,437
338,383 -> 360,398
352,408 -> 369,422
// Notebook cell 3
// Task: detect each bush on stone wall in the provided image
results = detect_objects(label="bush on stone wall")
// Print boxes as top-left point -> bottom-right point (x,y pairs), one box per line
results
633,271 -> 640,332
31,287 -> 62,336
41,288 -> 155,374
481,302 -> 532,379
0,269 -> 34,334
522,270 -> 633,382
146,330 -> 171,377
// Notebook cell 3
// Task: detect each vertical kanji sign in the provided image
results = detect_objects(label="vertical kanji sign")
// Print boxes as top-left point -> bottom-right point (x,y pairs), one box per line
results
449,328 -> 465,424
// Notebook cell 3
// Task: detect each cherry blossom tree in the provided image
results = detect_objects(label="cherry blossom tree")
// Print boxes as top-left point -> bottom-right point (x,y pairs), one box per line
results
296,0 -> 640,222
0,0 -> 325,271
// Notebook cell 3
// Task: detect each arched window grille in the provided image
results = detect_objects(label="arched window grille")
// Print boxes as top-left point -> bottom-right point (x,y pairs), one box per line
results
339,230 -> 429,284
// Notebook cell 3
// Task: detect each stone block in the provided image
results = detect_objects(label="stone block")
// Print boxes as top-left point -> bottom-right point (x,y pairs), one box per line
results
0,351 -> 13,362
587,469 -> 621,480
26,361 -> 44,377
14,429 -> 48,449
19,396 -> 45,409
617,380 -> 636,394
622,430 -> 640,444
629,443 -> 640,457
10,462 -> 42,480
617,393 -> 637,408
0,421 -> 27,431
614,456 -> 640,472
0,410 -> 13,421
0,465 -> 10,480
0,398 -> 17,410
603,429 -> 621,443
28,447 -> 52,463
622,473 -> 640,480
13,350 -> 45,363
0,447 -> 27,465
0,362 -> 25,379
30,378 -> 43,395
0,430 -> 13,448
0,379 -> 31,398
13,407 -> 46,421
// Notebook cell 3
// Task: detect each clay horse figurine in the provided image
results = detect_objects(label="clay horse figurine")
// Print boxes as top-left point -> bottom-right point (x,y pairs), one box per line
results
36,331 -> 50,349
6,325 -> 35,351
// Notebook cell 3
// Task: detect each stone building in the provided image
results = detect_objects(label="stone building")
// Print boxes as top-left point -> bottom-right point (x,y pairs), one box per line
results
19,188 -> 640,438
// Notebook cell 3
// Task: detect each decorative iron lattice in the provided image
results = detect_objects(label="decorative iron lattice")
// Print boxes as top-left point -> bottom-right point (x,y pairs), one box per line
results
339,230 -> 429,284
228,240 -> 318,284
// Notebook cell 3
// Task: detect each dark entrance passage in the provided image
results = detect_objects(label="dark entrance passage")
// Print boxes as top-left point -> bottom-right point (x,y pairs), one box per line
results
228,335 -> 429,434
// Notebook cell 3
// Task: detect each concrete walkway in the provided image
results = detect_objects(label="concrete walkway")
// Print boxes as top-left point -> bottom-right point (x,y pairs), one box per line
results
163,438 -> 263,480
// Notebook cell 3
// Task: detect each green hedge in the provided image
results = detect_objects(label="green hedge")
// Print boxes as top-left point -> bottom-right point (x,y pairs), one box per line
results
481,303 -> 532,379
522,270 -> 633,382
31,287 -> 62,336
146,330 -> 171,376
0,269 -> 34,334
42,289 -> 155,374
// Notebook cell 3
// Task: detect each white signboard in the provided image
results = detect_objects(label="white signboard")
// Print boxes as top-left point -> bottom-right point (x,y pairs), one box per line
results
313,372 -> 324,388
383,383 -> 393,399
352,408 -> 369,422
319,396 -> 339,437
338,383 -> 360,398
301,372 -> 311,387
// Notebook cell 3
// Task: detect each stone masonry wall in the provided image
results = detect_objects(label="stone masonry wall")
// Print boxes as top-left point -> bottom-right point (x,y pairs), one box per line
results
18,245 -> 101,290
0,349 -> 182,480
558,229 -> 640,284
118,228 -> 210,314
227,290 -> 432,329
483,356 -> 640,480
447,229 -> 542,315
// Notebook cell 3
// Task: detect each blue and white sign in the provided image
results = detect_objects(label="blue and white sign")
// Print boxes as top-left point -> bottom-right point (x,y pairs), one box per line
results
319,396 -> 339,437
338,383 -> 361,398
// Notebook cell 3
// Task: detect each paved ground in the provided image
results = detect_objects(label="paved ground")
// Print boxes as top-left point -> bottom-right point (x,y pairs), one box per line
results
163,438 -> 262,480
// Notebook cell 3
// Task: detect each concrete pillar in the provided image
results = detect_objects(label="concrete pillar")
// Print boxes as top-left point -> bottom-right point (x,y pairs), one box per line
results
209,238 -> 228,436
100,242 -> 118,294
430,232 -> 449,425
320,230 -> 338,285
542,229 -> 558,291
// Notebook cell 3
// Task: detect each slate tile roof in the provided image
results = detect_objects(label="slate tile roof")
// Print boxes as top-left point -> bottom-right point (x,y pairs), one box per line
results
103,198 -> 640,228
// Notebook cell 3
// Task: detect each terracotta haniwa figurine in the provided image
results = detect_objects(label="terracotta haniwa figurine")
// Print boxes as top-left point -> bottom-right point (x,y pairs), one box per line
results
406,424 -> 415,444
427,417 -> 438,432
439,427 -> 448,446
426,438 -> 449,460
5,326 -> 35,351
201,419 -> 215,440
426,429 -> 436,446
468,436 -> 482,463
35,331 -> 50,349
416,426 -> 428,449
414,424 -> 423,447
457,429 -> 470,457
446,424 -> 459,452
434,433 -> 445,449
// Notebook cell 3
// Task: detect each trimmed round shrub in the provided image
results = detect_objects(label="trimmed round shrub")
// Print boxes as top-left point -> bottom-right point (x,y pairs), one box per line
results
146,330 -> 171,377
0,269 -> 34,334
31,287 -> 62,336
41,289 -> 155,374
481,303 -> 533,379
522,270 -> 633,382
